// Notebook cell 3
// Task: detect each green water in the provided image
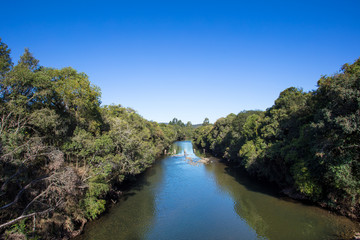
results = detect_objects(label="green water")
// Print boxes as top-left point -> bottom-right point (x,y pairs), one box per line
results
76,141 -> 359,240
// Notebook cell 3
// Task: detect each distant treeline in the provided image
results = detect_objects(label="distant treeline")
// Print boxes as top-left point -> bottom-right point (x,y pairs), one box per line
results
193,58 -> 360,219
0,39 -> 190,239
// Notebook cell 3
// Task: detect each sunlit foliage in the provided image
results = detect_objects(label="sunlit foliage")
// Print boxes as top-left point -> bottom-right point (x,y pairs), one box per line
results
0,40 -> 180,238
193,58 -> 360,219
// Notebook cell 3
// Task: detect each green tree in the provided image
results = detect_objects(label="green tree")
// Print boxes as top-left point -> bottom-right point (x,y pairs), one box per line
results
0,38 -> 12,78
202,117 -> 210,126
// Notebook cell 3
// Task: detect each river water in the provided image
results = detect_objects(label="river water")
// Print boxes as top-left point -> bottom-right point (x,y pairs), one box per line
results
77,141 -> 359,240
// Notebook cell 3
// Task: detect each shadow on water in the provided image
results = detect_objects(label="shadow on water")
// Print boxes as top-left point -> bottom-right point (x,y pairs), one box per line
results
115,168 -> 157,202
224,164 -> 280,198
75,156 -> 167,240
223,163 -> 318,207
205,159 -> 359,240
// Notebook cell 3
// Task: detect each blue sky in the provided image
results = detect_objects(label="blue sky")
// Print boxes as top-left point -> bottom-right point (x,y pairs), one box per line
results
1,0 -> 360,123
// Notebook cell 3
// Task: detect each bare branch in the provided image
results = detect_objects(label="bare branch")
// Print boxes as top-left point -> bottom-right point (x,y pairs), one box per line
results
0,208 -> 54,229
21,183 -> 55,215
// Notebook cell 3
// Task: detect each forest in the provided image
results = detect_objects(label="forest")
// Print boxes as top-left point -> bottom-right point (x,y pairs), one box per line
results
1,36 -> 360,239
193,57 -> 360,220
0,39 -> 191,239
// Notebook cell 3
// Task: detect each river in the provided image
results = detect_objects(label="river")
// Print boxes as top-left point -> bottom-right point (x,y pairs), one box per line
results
76,141 -> 359,240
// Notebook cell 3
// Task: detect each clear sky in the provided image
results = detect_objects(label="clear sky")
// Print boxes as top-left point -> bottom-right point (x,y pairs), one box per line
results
1,0 -> 360,124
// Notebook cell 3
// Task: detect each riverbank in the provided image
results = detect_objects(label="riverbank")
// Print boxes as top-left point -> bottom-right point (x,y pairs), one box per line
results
192,59 -> 360,230
0,46 -> 191,240
193,152 -> 360,239
71,152 -> 171,239
224,158 -> 360,239
75,141 -> 360,240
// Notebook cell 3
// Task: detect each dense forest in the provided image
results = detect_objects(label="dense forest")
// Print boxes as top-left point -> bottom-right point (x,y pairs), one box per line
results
0,39 -> 191,239
193,58 -> 360,220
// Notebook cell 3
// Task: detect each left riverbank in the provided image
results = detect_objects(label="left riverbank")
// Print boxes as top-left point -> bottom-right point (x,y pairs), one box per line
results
0,39 -> 194,240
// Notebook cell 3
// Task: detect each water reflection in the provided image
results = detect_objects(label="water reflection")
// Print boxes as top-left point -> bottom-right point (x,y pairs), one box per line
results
205,161 -> 359,240
75,161 -> 164,240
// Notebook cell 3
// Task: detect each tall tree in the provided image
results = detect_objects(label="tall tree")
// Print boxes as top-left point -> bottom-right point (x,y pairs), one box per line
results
202,117 -> 210,126
0,38 -> 12,79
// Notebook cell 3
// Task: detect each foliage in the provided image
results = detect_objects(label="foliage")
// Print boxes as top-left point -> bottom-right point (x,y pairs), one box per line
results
81,197 -> 106,220
0,38 -> 12,79
202,117 -> 210,126
0,39 -> 180,238
193,58 -> 360,219
166,117 -> 193,140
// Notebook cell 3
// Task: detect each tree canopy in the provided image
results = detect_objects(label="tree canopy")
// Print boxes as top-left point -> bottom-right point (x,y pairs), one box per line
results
0,39 -> 183,239
193,58 -> 360,220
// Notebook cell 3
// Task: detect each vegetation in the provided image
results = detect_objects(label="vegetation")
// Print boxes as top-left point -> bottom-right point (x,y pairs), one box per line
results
1,36 -> 359,238
193,58 -> 360,220
0,39 -> 189,239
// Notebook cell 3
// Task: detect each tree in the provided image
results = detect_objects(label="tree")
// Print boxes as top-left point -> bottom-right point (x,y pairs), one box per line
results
192,57 -> 360,219
202,117 -> 210,126
18,48 -> 39,71
0,40 -> 180,238
0,38 -> 12,79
